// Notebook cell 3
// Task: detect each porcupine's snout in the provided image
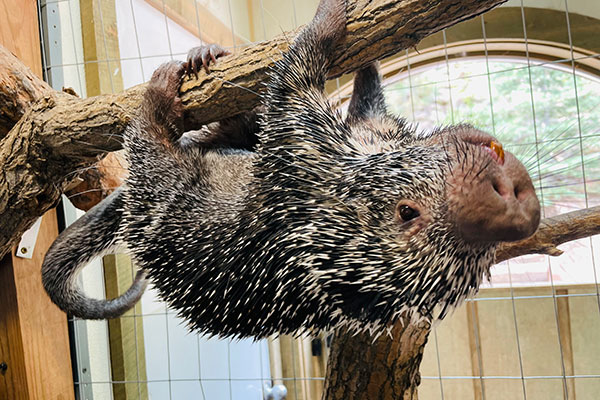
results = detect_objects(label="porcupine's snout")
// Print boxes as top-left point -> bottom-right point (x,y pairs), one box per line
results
447,129 -> 541,243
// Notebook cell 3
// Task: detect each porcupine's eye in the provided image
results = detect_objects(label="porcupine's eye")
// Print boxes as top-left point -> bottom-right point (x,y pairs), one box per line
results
396,204 -> 420,222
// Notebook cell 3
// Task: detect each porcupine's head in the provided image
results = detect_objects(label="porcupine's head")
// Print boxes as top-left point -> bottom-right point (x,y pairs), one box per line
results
328,118 -> 540,326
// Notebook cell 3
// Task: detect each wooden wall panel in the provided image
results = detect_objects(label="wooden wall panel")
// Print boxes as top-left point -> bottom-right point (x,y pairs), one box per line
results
0,0 -> 42,77
10,210 -> 75,400
0,1 -> 75,398
0,255 -> 30,400
0,211 -> 74,400
420,285 -> 599,400
569,287 -> 600,399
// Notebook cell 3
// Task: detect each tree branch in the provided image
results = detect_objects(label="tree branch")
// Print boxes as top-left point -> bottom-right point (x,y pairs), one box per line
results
324,206 -> 600,399
0,0 -> 508,258
180,0 -> 510,129
496,205 -> 600,263
324,318 -> 431,399
2,1 -> 598,397
0,46 -> 53,139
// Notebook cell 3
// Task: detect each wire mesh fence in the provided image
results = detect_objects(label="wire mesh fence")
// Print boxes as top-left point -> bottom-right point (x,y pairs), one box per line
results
38,0 -> 600,398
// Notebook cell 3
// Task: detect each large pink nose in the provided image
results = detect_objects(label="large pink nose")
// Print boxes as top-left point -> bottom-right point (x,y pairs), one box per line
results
448,132 -> 541,243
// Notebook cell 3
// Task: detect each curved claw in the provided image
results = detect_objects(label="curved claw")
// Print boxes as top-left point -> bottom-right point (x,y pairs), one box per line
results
186,44 -> 231,77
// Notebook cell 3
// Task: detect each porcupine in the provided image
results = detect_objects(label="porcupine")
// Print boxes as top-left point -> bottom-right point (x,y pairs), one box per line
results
43,0 -> 540,338
41,44 -> 259,319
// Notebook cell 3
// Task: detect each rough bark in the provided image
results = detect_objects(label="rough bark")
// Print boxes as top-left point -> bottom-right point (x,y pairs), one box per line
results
0,46 -> 53,139
0,0 -> 507,259
323,319 -> 431,400
324,205 -> 600,399
496,205 -> 600,262
180,0 -> 510,129
0,88 -> 140,258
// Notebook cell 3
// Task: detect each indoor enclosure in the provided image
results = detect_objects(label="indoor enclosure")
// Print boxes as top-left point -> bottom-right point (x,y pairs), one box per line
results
1,0 -> 600,399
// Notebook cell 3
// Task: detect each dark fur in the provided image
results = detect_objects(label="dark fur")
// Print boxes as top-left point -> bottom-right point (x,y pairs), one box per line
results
42,187 -> 147,318
43,0 -> 539,338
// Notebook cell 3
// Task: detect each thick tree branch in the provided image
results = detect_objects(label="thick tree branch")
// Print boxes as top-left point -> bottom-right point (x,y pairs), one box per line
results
1,1 -> 597,397
324,318 -> 431,400
0,46 -> 53,139
0,88 -> 139,258
324,206 -> 600,399
496,205 -> 600,263
0,0 -> 508,259
180,0 -> 509,129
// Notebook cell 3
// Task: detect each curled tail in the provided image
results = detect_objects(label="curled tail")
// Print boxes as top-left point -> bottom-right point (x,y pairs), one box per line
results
42,187 -> 147,319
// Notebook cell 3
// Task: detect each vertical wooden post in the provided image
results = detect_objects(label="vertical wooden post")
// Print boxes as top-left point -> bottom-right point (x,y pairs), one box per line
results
556,289 -> 576,400
466,301 -> 484,400
80,0 -> 123,95
0,211 -> 75,400
103,254 -> 148,399
279,336 -> 303,400
308,336 -> 328,400
0,1 -> 75,399
80,3 -> 148,398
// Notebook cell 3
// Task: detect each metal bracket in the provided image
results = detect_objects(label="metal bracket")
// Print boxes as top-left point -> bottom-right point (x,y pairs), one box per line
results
263,382 -> 288,400
16,217 -> 43,259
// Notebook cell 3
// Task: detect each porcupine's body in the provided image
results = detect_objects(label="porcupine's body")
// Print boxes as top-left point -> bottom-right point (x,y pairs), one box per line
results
43,0 -> 540,338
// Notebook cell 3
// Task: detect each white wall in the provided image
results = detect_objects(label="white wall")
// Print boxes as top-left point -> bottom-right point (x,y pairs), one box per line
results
504,0 -> 600,20
115,0 -> 203,87
43,0 -> 87,96
63,198 -> 114,400
115,2 -> 272,399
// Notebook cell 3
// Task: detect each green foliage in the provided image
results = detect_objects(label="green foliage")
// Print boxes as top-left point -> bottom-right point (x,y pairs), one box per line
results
384,59 -> 600,211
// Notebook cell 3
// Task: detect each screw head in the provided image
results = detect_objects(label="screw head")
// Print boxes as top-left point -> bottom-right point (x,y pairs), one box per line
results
20,247 -> 27,254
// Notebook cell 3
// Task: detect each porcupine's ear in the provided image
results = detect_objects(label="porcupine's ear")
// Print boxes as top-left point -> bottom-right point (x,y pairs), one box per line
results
346,62 -> 387,122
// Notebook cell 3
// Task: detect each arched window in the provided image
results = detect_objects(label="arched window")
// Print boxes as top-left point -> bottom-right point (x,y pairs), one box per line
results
329,6 -> 600,289
357,7 -> 600,399
382,57 -> 600,286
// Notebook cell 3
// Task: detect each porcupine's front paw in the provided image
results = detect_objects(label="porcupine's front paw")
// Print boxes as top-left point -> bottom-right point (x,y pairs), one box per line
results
148,44 -> 230,130
185,44 -> 231,76
146,60 -> 187,138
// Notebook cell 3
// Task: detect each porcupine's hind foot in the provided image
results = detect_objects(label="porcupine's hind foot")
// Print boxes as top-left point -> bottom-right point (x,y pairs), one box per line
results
258,0 -> 347,156
309,0 -> 346,48
275,0 -> 346,94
